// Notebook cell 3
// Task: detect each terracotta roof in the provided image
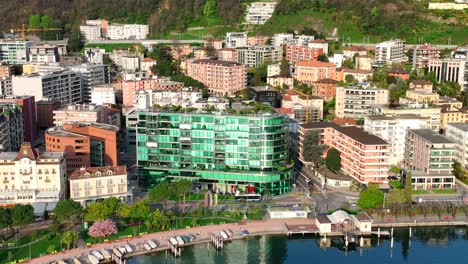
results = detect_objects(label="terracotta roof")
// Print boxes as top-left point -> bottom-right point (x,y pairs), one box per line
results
142,57 -> 156,62
276,107 -> 294,115
69,166 -> 127,180
282,95 -> 292,101
311,39 -> 327,44
315,78 -> 338,84
331,118 -> 356,126
296,61 -> 336,67
15,143 -> 39,161
191,59 -> 243,67
344,46 -> 367,52
410,80 -> 433,85
218,48 -> 236,52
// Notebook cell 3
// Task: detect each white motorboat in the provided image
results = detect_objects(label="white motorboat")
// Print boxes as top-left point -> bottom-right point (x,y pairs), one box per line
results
112,248 -> 122,258
124,244 -> 133,253
91,250 -> 104,260
143,243 -> 152,251
169,237 -> 178,246
87,254 -> 99,264
101,249 -> 111,259
147,239 -> 158,249
219,230 -> 228,239
176,236 -> 185,245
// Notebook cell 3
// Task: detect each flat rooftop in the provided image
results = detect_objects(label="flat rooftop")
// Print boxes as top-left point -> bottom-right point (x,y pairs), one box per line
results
366,114 -> 429,121
447,122 -> 468,132
410,129 -> 454,144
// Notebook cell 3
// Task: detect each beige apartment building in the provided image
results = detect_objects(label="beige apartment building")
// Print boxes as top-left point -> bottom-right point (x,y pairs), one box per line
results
440,105 -> 468,130
186,59 -> 247,96
295,61 -> 337,85
0,143 -> 66,206
69,166 -> 131,206
335,85 -> 389,119
53,104 -> 121,128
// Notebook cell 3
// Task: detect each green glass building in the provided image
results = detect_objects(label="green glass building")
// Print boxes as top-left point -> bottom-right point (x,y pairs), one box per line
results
136,111 -> 293,195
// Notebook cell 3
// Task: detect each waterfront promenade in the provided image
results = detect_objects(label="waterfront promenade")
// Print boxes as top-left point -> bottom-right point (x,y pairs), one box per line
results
27,216 -> 468,264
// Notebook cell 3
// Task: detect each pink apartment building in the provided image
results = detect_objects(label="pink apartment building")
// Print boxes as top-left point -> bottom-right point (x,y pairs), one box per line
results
217,48 -> 238,62
295,61 -> 337,85
120,78 -> 185,106
185,59 -> 247,96
299,122 -> 390,184
286,45 -> 324,64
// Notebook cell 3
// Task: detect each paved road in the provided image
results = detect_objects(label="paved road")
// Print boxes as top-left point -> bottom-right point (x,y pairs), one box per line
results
342,43 -> 459,49
87,39 -> 204,45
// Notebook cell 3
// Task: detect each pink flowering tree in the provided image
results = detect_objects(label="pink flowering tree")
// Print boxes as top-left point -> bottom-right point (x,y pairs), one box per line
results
88,219 -> 118,238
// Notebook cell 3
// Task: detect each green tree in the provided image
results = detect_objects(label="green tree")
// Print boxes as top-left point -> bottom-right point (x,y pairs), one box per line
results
0,207 -> 11,229
130,199 -> 151,221
68,29 -> 84,53
173,180 -> 192,213
46,245 -> 56,254
386,189 -> 406,206
61,230 -> 79,249
437,82 -> 461,97
149,183 -> 173,211
251,64 -> 268,86
11,204 -> 34,227
404,172 -> 413,204
345,74 -> 355,83
302,130 -> 326,167
203,0 -> 217,17
145,209 -> 170,231
279,58 -> 290,77
317,54 -> 329,62
358,184 -> 384,209
53,199 -> 83,228
41,15 -> 50,28
325,148 -> 341,172
342,59 -> 354,69
29,14 -> 41,28
85,198 -> 119,222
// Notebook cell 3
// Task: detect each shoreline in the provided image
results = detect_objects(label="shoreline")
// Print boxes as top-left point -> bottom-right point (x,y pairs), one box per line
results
28,218 -> 468,264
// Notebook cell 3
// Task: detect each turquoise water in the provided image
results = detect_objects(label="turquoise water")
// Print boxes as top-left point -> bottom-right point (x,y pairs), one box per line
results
128,227 -> 468,264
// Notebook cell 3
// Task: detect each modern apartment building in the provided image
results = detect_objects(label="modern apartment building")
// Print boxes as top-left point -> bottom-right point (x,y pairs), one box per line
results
0,77 -> 12,96
299,122 -> 390,183
282,90 -> 324,121
403,129 -> 456,190
28,45 -> 60,63
12,70 -> 82,103
36,99 -> 61,129
108,24 -> 149,40
271,33 -> 294,47
121,77 -> 185,106
428,58 -> 466,90
45,122 -> 119,174
445,123 -> 468,168
375,39 -> 406,64
295,61 -> 337,85
412,44 -> 441,69
217,48 -> 238,62
91,85 -> 116,105
236,45 -> 283,68
185,59 -> 247,96
0,40 -> 32,64
84,48 -> 107,64
248,86 -> 281,108
312,78 -> 338,100
135,111 -> 293,195
285,45 -> 324,64
335,85 -> 389,118
69,63 -> 110,102
225,32 -> 248,48
364,114 -> 431,165
0,103 -> 23,152
53,104 -> 120,128
0,143 -> 66,206
245,1 -> 277,25
69,166 -> 132,205
379,103 -> 442,131
0,96 -> 37,143
80,25 -> 102,41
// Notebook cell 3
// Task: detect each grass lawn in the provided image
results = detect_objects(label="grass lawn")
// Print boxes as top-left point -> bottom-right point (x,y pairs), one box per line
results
0,231 -> 62,263
432,189 -> 457,194
412,190 -> 430,194
389,180 -> 402,189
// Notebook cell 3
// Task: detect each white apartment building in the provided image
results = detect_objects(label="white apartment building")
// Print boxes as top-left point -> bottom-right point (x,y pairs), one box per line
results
236,45 -> 283,68
0,143 -> 66,206
267,63 -> 281,77
69,63 -> 110,102
245,1 -> 278,25
0,40 -> 32,64
133,88 -> 203,109
85,48 -> 106,64
0,77 -> 12,96
80,25 -> 102,41
12,70 -> 82,103
445,123 -> 468,168
225,32 -> 248,48
69,166 -> 132,206
375,39 -> 406,64
335,84 -> 389,118
271,33 -> 294,47
91,85 -> 116,105
308,39 -> 329,55
377,103 -> 442,131
121,56 -> 140,72
364,114 -> 431,165
28,45 -> 60,63
428,58 -> 466,91
108,24 -> 149,40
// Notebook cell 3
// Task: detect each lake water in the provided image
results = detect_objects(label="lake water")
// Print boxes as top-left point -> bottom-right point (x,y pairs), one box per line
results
128,227 -> 468,264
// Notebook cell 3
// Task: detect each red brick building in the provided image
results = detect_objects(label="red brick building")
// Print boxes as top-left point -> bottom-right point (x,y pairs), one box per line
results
286,45 -> 324,64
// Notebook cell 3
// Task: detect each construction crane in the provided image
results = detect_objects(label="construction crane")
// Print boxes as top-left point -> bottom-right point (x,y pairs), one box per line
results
295,88 -> 312,123
10,24 -> 62,40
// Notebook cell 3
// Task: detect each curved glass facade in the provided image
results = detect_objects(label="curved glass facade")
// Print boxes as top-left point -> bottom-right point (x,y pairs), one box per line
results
136,111 -> 293,195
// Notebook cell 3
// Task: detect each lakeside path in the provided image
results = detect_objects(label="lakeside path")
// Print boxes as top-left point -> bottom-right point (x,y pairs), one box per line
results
28,218 -> 312,264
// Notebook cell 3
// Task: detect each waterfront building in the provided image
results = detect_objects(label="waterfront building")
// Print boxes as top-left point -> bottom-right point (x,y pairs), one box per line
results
0,96 -> 37,143
295,61 -> 337,85
0,103 -> 23,152
375,39 -> 406,64
185,59 -> 247,96
236,45 -> 283,68
12,70 -> 82,103
0,40 -> 32,64
445,123 -> 468,168
69,166 -> 132,206
335,84 -> 389,119
46,122 -> 119,174
225,32 -> 248,48
136,111 -> 293,195
0,143 -> 66,206
299,122 -> 390,184
245,2 -> 277,25
364,114 -> 431,165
